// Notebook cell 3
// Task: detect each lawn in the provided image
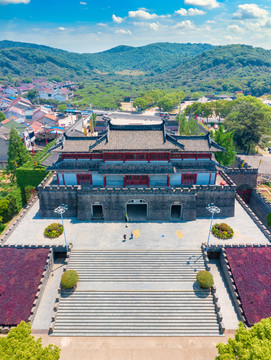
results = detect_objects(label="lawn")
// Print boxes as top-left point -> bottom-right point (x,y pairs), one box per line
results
225,247 -> 271,326
0,248 -> 49,325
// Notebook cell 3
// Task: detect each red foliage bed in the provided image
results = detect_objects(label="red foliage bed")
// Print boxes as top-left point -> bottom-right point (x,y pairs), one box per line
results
0,248 -> 49,325
225,247 -> 271,326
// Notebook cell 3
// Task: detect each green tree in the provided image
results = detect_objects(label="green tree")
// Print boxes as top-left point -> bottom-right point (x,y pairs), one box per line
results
0,321 -> 60,359
187,117 -> 199,135
0,112 -> 5,122
216,318 -> 271,360
157,96 -> 175,112
7,128 -> 31,171
57,104 -> 67,113
214,125 -> 236,166
224,101 -> 271,154
178,114 -> 187,135
133,97 -> 149,110
26,89 -> 38,101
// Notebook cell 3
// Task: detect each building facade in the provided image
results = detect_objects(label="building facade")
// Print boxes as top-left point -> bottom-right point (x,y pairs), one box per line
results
38,117 -> 236,221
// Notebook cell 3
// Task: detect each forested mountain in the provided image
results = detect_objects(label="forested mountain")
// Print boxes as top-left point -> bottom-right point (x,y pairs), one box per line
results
1,40 -> 271,96
0,41 -> 213,77
157,44 -> 271,95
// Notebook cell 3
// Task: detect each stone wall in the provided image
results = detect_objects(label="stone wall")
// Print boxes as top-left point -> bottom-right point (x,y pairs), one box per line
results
225,169 -> 258,189
38,184 -> 235,221
249,190 -> 271,227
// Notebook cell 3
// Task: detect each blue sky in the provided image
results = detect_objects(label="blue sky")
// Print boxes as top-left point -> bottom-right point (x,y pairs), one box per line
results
0,0 -> 271,52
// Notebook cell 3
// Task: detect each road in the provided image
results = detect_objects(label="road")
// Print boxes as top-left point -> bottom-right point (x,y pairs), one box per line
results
239,154 -> 271,176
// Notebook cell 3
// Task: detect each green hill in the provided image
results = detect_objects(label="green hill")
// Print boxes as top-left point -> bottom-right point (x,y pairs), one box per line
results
1,41 -> 271,97
0,41 -> 213,78
157,44 -> 271,95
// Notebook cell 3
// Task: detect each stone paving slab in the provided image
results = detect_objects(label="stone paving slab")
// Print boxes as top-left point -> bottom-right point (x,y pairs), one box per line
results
209,260 -> 240,330
6,200 -> 269,249
32,259 -> 65,331
36,334 -> 229,360
76,282 -> 203,291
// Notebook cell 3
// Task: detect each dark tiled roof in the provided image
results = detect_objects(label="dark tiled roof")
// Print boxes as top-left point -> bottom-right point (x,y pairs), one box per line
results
41,151 -> 60,167
49,158 -> 217,173
61,130 -> 221,153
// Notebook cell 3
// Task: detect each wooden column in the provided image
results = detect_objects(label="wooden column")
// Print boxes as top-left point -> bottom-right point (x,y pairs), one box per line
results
56,173 -> 60,185
167,174 -> 170,187
62,172 -> 65,185
147,176 -> 150,187
208,172 -> 212,185
103,175 -> 106,187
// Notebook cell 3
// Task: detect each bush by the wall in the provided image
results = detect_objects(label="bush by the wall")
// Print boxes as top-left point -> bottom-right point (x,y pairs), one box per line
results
16,167 -> 48,190
267,212 -> 271,227
61,270 -> 79,289
196,270 -> 214,288
24,185 -> 34,202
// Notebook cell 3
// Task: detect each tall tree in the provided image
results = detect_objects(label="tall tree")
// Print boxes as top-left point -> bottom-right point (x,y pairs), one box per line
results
224,102 -> 271,154
7,127 -> 31,171
214,125 -> 236,166
0,321 -> 60,359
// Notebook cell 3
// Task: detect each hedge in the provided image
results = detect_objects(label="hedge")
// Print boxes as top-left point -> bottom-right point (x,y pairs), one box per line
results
267,212 -> 271,227
16,167 -> 48,190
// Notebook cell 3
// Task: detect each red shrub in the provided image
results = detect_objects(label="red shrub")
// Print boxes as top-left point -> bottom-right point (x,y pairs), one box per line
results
226,247 -> 271,326
0,248 -> 49,325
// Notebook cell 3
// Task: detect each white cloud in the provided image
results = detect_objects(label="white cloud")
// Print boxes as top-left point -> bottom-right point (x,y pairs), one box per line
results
174,20 -> 195,29
184,0 -> 219,9
115,29 -> 132,35
128,10 -> 158,20
175,8 -> 188,16
112,14 -> 124,24
97,23 -> 107,27
149,22 -> 160,31
188,8 -> 206,15
57,27 -> 66,31
227,25 -> 244,33
206,20 -> 216,24
0,0 -> 30,3
175,8 -> 205,16
79,1 -> 87,5
233,4 -> 268,20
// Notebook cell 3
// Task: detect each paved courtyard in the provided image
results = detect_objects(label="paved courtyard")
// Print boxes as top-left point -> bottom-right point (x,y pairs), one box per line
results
6,200 -> 269,249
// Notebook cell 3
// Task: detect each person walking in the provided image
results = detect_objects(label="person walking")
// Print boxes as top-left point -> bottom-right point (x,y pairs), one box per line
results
130,232 -> 133,240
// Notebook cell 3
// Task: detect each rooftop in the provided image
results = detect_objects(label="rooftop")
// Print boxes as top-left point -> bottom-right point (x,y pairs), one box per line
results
61,117 -> 223,154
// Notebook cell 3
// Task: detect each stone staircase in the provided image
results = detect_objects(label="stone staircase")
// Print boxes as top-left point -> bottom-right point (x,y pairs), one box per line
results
66,250 -> 206,282
52,250 -> 221,336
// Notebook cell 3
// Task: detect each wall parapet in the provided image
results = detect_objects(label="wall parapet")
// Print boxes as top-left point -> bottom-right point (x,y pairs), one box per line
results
40,183 -> 235,195
201,245 -> 224,334
49,244 -> 73,335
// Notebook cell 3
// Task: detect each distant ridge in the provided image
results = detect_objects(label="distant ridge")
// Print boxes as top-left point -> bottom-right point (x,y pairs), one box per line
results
0,40 -> 271,96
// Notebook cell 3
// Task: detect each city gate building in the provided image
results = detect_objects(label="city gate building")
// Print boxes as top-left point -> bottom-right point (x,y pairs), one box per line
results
38,117 -> 236,221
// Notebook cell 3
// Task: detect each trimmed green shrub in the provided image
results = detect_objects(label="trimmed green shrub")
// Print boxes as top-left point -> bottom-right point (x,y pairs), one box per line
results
267,212 -> 271,227
16,167 -> 48,190
61,270 -> 79,289
212,223 -> 234,239
196,270 -> 214,288
44,223 -> 63,238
